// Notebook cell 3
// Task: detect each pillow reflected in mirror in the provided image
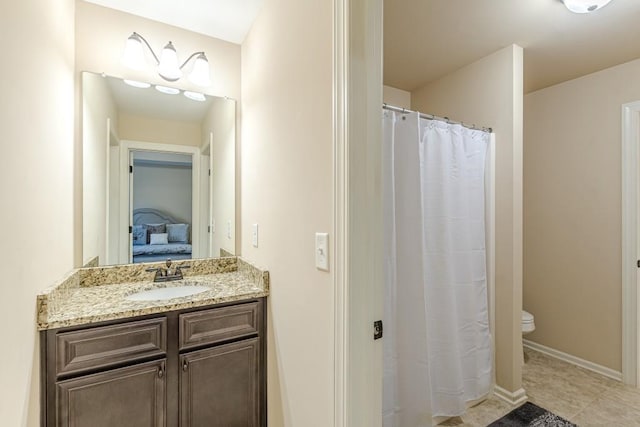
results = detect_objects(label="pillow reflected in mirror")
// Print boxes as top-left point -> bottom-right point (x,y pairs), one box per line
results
167,223 -> 189,243
145,223 -> 166,243
150,233 -> 169,245
132,225 -> 147,246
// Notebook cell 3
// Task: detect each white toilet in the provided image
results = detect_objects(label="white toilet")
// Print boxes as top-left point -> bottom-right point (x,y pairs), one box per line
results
522,310 -> 535,335
521,310 -> 535,365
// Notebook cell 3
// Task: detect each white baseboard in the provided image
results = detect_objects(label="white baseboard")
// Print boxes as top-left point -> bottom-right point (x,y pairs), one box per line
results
493,386 -> 528,406
523,339 -> 622,382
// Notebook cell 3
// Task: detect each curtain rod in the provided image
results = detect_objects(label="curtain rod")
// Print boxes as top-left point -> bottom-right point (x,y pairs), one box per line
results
383,103 -> 493,133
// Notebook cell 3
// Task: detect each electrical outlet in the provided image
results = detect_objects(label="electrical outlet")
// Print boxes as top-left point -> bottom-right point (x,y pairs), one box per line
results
315,232 -> 329,271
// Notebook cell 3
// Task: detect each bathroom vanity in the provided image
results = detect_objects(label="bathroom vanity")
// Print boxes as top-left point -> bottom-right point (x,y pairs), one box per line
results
37,257 -> 269,427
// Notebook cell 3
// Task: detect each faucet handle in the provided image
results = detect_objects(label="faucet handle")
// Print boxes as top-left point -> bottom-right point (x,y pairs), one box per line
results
176,264 -> 191,274
145,267 -> 164,280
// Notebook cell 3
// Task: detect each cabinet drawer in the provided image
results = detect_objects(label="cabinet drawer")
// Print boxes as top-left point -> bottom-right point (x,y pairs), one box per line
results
179,301 -> 260,350
56,317 -> 167,377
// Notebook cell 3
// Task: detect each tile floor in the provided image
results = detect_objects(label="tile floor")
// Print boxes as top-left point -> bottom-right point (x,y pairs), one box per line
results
440,347 -> 640,426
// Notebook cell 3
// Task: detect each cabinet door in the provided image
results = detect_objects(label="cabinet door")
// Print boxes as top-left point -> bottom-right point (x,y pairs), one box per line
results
56,359 -> 166,427
180,338 -> 260,427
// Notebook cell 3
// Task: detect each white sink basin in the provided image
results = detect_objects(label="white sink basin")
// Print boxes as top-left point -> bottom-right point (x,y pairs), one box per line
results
125,285 -> 210,301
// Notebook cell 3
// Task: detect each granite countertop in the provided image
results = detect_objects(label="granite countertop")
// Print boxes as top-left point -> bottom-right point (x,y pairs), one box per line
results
37,257 -> 269,330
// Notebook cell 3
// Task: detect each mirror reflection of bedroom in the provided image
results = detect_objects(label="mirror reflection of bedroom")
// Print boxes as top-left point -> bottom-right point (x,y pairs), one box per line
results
130,151 -> 193,263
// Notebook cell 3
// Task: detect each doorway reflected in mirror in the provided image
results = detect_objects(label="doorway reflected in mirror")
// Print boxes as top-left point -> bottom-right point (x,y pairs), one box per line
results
131,151 -> 193,263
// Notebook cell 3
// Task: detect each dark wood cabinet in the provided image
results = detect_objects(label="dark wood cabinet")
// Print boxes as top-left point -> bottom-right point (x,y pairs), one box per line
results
41,298 -> 266,427
56,359 -> 166,427
180,338 -> 260,427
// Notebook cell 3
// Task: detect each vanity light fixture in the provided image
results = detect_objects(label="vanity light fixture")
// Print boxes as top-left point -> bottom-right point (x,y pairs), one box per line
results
184,91 -> 206,102
123,32 -> 211,87
155,85 -> 180,95
562,0 -> 613,13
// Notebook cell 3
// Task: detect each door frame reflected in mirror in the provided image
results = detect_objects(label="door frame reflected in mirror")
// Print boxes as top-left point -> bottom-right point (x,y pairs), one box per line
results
117,140 -> 202,265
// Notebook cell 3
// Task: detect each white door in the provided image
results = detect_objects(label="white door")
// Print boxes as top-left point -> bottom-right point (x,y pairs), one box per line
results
622,101 -> 640,386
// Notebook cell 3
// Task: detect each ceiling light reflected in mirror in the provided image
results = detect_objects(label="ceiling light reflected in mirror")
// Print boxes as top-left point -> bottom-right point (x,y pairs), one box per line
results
123,79 -> 151,89
184,91 -> 206,102
155,85 -> 180,95
562,0 -> 613,13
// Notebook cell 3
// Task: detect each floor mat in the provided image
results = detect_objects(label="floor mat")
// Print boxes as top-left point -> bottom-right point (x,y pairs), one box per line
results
487,402 -> 577,426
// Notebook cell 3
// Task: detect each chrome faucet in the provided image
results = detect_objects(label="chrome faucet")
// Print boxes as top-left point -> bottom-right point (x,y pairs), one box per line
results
146,259 -> 191,282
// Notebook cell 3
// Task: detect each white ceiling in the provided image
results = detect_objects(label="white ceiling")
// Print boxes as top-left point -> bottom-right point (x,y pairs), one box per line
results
385,0 -> 640,93
83,0 -> 263,44
86,0 -> 640,94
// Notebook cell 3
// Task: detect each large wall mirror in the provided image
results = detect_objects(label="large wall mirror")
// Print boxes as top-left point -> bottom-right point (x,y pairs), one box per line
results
82,71 -> 236,266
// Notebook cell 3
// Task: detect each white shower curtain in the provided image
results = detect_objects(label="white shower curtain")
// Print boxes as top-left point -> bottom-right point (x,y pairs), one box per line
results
383,110 -> 492,425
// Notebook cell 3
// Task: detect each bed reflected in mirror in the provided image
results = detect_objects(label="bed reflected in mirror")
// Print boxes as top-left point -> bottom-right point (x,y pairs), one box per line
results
82,72 -> 236,266
133,208 -> 193,263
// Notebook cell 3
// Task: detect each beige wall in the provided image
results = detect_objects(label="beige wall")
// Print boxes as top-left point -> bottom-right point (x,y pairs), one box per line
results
82,72 -> 118,265
0,1 -> 76,425
75,1 -> 241,100
523,57 -> 640,372
118,113 -> 201,146
383,85 -> 411,109
241,0 -> 334,425
202,98 -> 236,256
412,45 -> 525,393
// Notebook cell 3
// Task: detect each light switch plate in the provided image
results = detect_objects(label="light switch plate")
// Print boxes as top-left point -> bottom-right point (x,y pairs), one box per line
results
227,220 -> 232,239
252,224 -> 259,247
315,232 -> 329,271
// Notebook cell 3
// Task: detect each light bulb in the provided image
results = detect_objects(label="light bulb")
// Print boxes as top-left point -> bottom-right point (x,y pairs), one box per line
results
122,33 -> 145,70
158,42 -> 182,81
188,54 -> 211,87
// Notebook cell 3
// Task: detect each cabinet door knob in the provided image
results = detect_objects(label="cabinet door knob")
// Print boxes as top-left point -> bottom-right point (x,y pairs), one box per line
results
183,360 -> 189,372
158,367 -> 164,378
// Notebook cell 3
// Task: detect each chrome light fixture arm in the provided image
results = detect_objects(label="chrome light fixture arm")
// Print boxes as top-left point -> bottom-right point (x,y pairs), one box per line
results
179,51 -> 207,70
131,32 -> 160,64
